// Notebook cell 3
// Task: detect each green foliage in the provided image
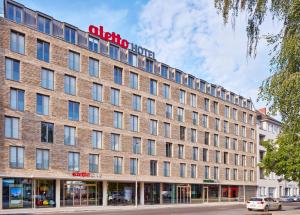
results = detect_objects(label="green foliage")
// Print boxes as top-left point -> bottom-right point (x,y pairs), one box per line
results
214,0 -> 300,182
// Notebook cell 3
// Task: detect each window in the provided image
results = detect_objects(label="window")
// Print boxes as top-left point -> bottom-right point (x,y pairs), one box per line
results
224,152 -> 229,164
224,121 -> 229,133
9,146 -> 24,168
5,116 -> 19,138
213,134 -> 219,147
242,126 -> 246,137
164,122 -> 170,138
204,166 -> 210,179
191,129 -> 197,143
177,107 -> 184,122
37,94 -> 49,115
147,140 -> 156,156
65,26 -> 76,44
89,58 -> 99,77
232,108 -> 237,120
192,147 -> 198,161
10,88 -> 24,111
130,115 -> 139,132
242,112 -> 247,123
213,101 -> 218,114
242,155 -> 246,166
250,142 -> 254,153
200,81 -> 205,92
204,132 -> 210,145
215,118 -> 220,131
149,120 -> 157,136
36,149 -> 49,170
175,71 -> 182,84
234,124 -> 239,135
89,154 -> 99,173
251,129 -> 255,139
150,79 -> 157,95
89,106 -> 99,125
215,151 -> 220,163
150,160 -> 157,176
224,106 -> 229,118
225,168 -> 230,180
37,15 -> 51,33
41,68 -> 54,90
191,164 -> 197,178
244,170 -> 248,181
68,101 -> 79,121
132,137 -> 141,154
10,31 -> 24,54
37,40 -> 50,62
232,139 -> 237,150
202,114 -> 208,128
179,90 -> 186,104
68,51 -> 80,72
130,158 -> 138,175
41,122 -> 53,143
162,84 -> 170,99
180,163 -> 186,177
114,111 -> 123,129
64,75 -> 76,95
7,3 -> 22,23
233,169 -> 238,180
111,133 -> 120,151
64,126 -> 76,146
249,114 -> 254,125
128,52 -> 137,67
251,157 -> 255,167
242,141 -> 247,152
166,142 -> 172,157
192,112 -> 198,125
213,167 -> 219,180
234,154 -> 239,165
147,98 -> 155,115
204,98 -> 209,111
211,86 -> 216,96
110,45 -> 119,60
130,72 -> 138,89
68,152 -> 80,171
178,144 -> 184,159
114,157 -> 123,174
92,130 -> 102,149
5,58 -> 20,81
224,137 -> 229,149
163,161 -> 170,177
132,94 -> 141,111
188,76 -> 194,88
146,59 -> 153,73
203,148 -> 208,162
111,88 -> 120,106
114,67 -> 122,85
88,36 -> 99,52
190,93 -> 196,107
180,126 -> 186,141
161,65 -> 168,78
166,104 -> 172,119
92,83 -> 102,102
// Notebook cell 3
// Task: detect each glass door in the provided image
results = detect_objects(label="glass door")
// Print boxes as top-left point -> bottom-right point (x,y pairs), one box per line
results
88,185 -> 97,206
203,187 -> 208,202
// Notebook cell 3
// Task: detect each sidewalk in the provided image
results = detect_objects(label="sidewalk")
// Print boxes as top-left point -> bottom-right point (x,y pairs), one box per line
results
0,202 -> 244,214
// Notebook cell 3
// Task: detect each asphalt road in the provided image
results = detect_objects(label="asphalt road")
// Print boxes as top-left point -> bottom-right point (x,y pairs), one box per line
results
32,202 -> 300,215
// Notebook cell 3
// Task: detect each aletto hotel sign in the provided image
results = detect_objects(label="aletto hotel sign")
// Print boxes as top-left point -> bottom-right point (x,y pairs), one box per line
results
89,25 -> 155,60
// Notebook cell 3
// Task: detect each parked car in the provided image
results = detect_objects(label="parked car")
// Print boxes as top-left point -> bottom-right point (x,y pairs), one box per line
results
279,196 -> 294,202
292,195 -> 300,202
247,197 -> 282,212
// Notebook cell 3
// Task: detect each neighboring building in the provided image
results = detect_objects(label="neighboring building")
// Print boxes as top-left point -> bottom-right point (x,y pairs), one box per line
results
256,108 -> 299,198
0,0 -> 257,210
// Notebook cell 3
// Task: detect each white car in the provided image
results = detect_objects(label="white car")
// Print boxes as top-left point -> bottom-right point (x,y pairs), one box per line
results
247,197 -> 282,212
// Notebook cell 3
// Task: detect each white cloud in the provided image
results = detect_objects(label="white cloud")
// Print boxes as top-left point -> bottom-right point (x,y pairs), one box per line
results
137,0 -> 282,109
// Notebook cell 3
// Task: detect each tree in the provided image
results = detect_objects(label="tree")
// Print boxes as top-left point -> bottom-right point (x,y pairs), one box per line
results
214,0 -> 300,183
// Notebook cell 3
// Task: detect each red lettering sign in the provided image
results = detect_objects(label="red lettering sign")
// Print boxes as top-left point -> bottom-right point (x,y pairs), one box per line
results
72,172 -> 91,177
89,25 -> 129,49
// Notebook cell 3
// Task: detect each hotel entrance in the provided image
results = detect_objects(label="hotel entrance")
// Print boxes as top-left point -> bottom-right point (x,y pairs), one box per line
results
176,185 -> 191,204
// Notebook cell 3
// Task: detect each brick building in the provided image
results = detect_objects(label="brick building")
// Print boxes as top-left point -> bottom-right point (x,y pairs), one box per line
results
0,0 -> 257,210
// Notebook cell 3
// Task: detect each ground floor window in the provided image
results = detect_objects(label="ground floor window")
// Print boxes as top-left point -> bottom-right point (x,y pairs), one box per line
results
144,183 -> 160,204
191,184 -> 202,203
107,182 -> 138,205
162,183 -> 176,204
35,179 -> 56,207
203,185 -> 219,202
221,185 -> 239,202
2,178 -> 33,209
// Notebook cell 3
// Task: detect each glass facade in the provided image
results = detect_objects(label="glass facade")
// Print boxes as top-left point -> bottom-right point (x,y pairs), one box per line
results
144,183 -> 160,205
35,179 -> 55,207
107,182 -> 138,205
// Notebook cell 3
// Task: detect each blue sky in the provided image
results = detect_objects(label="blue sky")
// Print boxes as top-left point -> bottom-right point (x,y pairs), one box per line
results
17,0 -> 282,110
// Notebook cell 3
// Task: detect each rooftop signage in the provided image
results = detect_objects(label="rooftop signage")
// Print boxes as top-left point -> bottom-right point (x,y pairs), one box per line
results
88,25 -> 155,60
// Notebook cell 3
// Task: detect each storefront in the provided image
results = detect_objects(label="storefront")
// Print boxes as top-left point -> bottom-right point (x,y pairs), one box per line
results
203,184 -> 219,202
221,185 -> 239,202
144,183 -> 160,204
107,182 -> 138,205
191,184 -> 203,203
35,179 -> 56,207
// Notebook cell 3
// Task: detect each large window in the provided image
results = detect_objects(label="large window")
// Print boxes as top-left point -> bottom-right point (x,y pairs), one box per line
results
111,88 -> 120,106
132,94 -> 141,111
89,58 -> 99,77
64,126 -> 76,146
163,161 -> 170,177
37,15 -> 51,34
177,107 -> 184,122
203,148 -> 208,162
64,75 -> 76,95
130,72 -> 138,89
166,104 -> 172,119
204,98 -> 210,111
162,84 -> 170,99
146,59 -> 153,73
41,68 -> 54,90
111,133 -> 120,151
204,132 -> 210,145
179,90 -> 186,104
114,111 -> 123,129
7,3 -> 23,23
180,126 -> 185,140
130,115 -> 139,132
164,122 -> 170,138
190,93 -> 196,107
128,52 -> 137,67
9,146 -> 24,168
149,120 -> 157,136
132,137 -> 141,154
68,101 -> 79,121
147,98 -> 155,115
65,26 -> 76,44
37,94 -> 49,115
68,152 -> 80,171
92,130 -> 102,149
10,88 -> 24,111
178,144 -> 184,159
161,65 -> 168,78
110,45 -> 119,60
41,122 -> 53,143
150,79 -> 157,95
114,156 -> 123,174
191,164 -> 197,178
89,106 -> 99,125
166,142 -> 172,157
191,129 -> 197,143
179,163 -> 186,177
204,166 -> 210,179
114,67 -> 123,85
89,154 -> 99,173
192,147 -> 198,161
68,51 -> 80,72
37,40 -> 50,62
10,31 -> 25,54
92,83 -> 102,102
147,140 -> 155,156
5,58 -> 20,81
88,36 -> 99,52
130,158 -> 138,175
150,160 -> 157,176
5,116 -> 19,139
192,112 -> 198,125
36,149 -> 49,170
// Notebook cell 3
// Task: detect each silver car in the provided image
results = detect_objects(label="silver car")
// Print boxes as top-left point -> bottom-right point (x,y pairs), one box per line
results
247,197 -> 282,212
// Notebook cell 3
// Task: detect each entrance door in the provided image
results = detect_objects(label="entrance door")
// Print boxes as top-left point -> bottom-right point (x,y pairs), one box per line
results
177,186 -> 191,203
203,187 -> 208,202
88,185 -> 97,206
63,183 -> 97,206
